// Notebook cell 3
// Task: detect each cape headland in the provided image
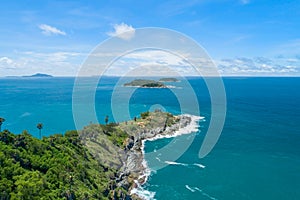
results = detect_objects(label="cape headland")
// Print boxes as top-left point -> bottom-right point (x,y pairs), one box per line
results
80,110 -> 201,199
0,111 -> 201,200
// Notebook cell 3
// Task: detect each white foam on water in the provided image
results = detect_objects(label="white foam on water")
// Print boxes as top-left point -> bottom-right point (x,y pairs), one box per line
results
194,187 -> 202,192
185,185 -> 218,200
164,161 -> 188,166
185,185 -> 196,192
193,163 -> 206,169
132,114 -> 204,200
130,181 -> 156,200
164,161 -> 206,169
19,112 -> 31,118
144,115 -> 203,141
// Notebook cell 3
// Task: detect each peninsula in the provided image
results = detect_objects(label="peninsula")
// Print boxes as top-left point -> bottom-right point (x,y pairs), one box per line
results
0,111 -> 200,199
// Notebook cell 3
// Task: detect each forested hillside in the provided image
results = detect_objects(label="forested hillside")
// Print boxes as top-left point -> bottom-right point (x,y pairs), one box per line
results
0,129 -> 127,200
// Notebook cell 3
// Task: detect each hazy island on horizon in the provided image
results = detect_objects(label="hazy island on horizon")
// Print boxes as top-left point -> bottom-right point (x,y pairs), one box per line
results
22,73 -> 53,78
158,77 -> 179,82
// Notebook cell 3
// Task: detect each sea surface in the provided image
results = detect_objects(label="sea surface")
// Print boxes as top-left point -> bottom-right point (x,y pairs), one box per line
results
0,77 -> 299,200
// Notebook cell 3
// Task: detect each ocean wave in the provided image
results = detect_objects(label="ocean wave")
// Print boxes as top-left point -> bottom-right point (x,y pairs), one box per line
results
164,161 -> 206,169
185,185 -> 196,192
164,161 -> 188,166
193,163 -> 206,169
131,161 -> 156,200
144,115 -> 204,142
133,114 -> 204,200
130,183 -> 156,200
185,185 -> 218,200
19,112 -> 31,118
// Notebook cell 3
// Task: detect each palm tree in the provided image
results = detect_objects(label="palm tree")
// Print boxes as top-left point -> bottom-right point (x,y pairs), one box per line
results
0,117 -> 5,132
105,115 -> 109,125
37,123 -> 43,139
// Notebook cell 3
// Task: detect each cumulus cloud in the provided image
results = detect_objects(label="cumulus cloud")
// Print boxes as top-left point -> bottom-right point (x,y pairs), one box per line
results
107,23 -> 135,40
0,57 -> 13,65
103,50 -> 200,76
39,24 -> 66,36
216,56 -> 299,76
0,51 -> 83,77
0,57 -> 19,69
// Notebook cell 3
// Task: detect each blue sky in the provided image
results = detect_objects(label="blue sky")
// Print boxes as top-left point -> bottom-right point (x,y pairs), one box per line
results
0,0 -> 299,76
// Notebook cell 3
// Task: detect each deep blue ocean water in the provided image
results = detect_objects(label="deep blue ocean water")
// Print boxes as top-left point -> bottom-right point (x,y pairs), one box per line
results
0,77 -> 299,199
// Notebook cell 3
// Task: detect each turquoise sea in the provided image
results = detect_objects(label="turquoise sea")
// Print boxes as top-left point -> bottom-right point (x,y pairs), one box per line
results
0,77 -> 299,199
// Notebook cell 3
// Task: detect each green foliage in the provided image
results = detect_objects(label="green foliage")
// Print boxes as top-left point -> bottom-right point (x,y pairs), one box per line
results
141,82 -> 164,87
101,123 -> 128,148
124,79 -> 165,87
166,113 -> 176,126
36,123 -> 43,130
140,111 -> 150,119
0,130 -> 122,199
0,111 -> 179,199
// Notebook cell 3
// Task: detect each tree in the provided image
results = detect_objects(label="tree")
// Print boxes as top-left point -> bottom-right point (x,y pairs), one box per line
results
12,171 -> 45,199
37,123 -> 43,139
140,111 -> 150,119
105,116 -> 109,125
0,117 -> 5,132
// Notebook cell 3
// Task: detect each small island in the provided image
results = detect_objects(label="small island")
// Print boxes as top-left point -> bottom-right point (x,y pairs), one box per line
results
22,73 -> 53,78
124,79 -> 166,88
159,77 -> 179,82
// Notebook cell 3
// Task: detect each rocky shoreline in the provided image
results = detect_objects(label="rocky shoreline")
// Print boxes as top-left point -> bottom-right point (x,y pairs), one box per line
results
79,111 -> 201,200
119,114 -> 200,200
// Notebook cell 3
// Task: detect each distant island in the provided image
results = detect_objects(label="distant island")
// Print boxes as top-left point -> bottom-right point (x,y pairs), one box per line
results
124,79 -> 166,88
22,73 -> 53,78
159,77 -> 179,82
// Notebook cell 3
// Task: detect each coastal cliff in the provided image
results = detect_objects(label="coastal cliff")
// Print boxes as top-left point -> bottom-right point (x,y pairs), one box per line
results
79,111 -> 196,199
0,111 -> 197,200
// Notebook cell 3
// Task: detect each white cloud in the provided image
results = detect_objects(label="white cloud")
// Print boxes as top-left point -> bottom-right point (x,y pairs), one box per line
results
107,23 -> 135,40
39,24 -> 66,36
0,57 -> 20,69
0,51 -> 84,77
103,50 -> 200,76
2,50 -> 299,77
125,50 -> 186,65
0,57 -> 13,65
216,56 -> 299,76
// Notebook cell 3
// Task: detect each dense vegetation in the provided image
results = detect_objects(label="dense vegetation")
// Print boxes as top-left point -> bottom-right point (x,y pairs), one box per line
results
0,111 -> 179,200
141,82 -> 164,88
0,129 -> 127,200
